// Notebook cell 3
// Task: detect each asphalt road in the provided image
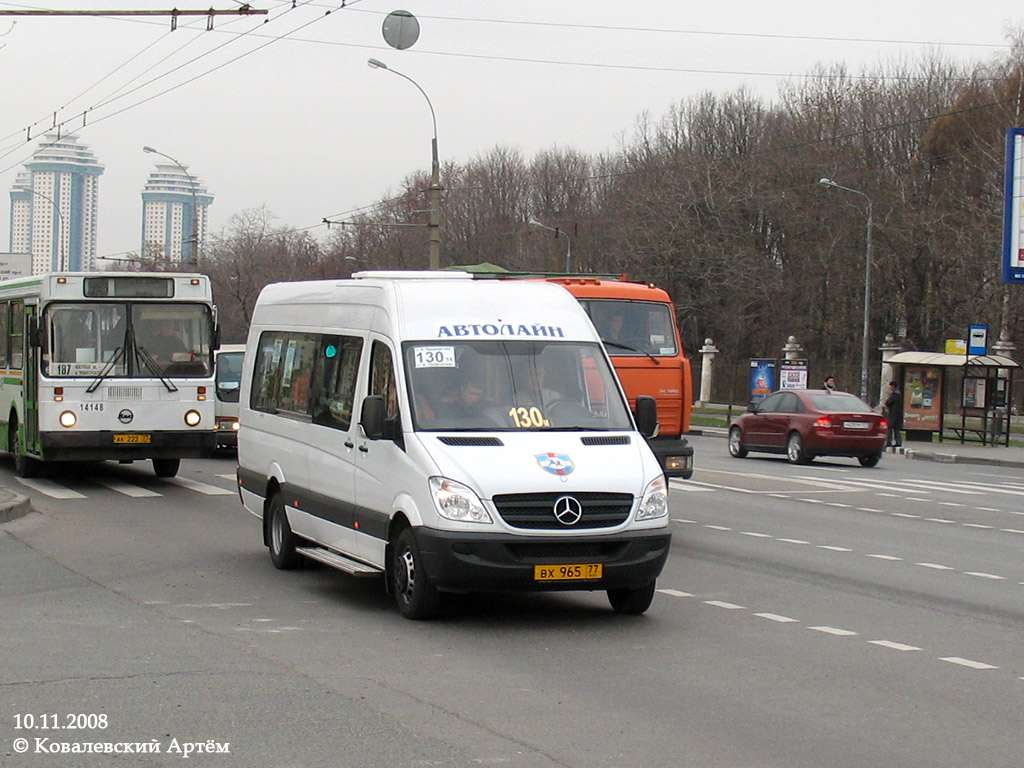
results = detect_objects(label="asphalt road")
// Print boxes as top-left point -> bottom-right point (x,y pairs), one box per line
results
1,438 -> 1022,767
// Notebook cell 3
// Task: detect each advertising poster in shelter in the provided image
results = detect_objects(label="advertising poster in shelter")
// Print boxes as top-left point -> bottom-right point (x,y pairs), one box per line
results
749,359 -> 776,404
903,365 -> 943,431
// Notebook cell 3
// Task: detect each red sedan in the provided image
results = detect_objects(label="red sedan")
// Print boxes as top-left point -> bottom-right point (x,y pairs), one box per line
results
728,389 -> 888,466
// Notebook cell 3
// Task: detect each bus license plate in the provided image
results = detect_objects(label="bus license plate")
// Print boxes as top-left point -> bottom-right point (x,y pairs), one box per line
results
113,434 -> 151,444
534,563 -> 603,581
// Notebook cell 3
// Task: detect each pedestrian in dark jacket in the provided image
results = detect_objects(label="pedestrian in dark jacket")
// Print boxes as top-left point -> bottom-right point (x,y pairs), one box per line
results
823,376 -> 838,392
884,380 -> 904,449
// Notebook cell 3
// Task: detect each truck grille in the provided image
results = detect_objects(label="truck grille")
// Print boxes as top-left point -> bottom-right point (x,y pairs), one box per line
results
492,491 -> 634,530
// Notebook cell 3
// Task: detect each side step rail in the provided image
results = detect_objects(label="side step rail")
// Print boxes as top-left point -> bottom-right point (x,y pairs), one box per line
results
296,546 -> 383,577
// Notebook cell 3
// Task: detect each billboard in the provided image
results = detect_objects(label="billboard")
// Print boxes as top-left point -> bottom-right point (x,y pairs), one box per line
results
779,359 -> 808,389
0,253 -> 31,278
1003,127 -> 1024,284
904,365 -> 943,432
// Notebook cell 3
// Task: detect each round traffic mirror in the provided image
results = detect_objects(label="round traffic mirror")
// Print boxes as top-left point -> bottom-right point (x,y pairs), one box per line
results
382,10 -> 420,50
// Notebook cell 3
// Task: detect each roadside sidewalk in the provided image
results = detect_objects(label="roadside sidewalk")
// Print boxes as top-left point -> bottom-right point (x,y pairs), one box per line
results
694,426 -> 1024,469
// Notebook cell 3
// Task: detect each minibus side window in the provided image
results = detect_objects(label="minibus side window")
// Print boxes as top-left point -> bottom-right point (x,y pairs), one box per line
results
312,335 -> 363,431
251,331 -> 317,416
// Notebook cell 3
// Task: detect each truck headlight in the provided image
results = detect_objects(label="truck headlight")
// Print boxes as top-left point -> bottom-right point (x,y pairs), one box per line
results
430,477 -> 492,523
636,475 -> 668,521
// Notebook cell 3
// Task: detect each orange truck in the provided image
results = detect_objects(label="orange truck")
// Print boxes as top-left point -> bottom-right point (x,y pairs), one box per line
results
547,277 -> 694,479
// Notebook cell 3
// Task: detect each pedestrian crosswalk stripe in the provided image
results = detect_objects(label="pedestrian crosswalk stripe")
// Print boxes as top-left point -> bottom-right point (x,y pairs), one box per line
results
15,477 -> 87,499
164,477 -> 236,495
94,479 -> 162,498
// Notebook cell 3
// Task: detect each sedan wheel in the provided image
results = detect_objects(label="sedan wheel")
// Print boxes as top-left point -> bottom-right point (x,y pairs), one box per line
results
728,427 -> 748,458
787,432 -> 810,464
858,452 -> 881,467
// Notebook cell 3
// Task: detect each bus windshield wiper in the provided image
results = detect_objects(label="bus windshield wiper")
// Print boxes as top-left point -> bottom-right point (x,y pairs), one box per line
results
602,340 -> 660,363
135,345 -> 178,392
86,346 -> 124,393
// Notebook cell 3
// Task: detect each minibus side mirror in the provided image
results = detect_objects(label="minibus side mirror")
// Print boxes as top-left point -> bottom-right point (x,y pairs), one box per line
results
635,395 -> 658,437
747,402 -> 759,413
27,316 -> 41,348
360,395 -> 385,439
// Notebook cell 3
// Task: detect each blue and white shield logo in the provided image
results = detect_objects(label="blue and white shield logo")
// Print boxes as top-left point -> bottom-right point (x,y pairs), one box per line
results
535,452 -> 574,476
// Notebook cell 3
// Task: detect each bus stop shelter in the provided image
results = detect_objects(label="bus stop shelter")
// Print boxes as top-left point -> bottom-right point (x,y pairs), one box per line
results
886,351 -> 1019,446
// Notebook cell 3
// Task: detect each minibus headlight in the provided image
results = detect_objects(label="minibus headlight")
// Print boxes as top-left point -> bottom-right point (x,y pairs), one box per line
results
636,475 -> 668,521
184,410 -> 202,427
59,410 -> 77,428
429,477 -> 492,524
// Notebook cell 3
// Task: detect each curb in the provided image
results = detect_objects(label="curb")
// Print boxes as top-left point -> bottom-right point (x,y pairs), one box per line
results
0,491 -> 32,524
902,448 -> 1024,469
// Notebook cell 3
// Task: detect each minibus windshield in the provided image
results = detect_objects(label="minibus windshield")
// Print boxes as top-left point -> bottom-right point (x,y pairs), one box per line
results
404,340 -> 633,431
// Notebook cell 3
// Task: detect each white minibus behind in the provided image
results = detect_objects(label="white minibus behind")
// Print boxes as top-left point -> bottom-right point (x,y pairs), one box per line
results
236,272 -> 671,619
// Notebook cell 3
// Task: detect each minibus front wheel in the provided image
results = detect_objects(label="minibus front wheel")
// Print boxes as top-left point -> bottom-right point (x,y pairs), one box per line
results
391,527 -> 442,620
607,581 -> 656,615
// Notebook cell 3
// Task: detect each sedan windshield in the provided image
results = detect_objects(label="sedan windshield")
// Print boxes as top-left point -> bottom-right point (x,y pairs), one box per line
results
404,340 -> 633,431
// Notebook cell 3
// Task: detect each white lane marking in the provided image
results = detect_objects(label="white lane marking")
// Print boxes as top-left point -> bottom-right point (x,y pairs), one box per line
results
699,468 -> 855,491
657,589 -> 693,598
866,554 -> 902,561
164,477 -> 236,495
668,480 -> 715,492
672,518 -> 697,524
858,507 -> 885,513
915,562 -> 955,570
801,498 -> 824,504
964,523 -> 994,529
777,538 -> 810,544
940,657 -> 997,670
976,507 -> 1002,512
15,478 -> 86,499
928,481 -> 1024,498
94,479 -> 162,498
755,613 -> 798,623
1001,528 -> 1024,535
891,513 -> 920,518
216,473 -> 236,480
809,626 -> 858,636
907,497 -> 930,503
877,493 -> 901,498
704,600 -> 745,610
964,572 -> 1006,580
818,545 -> 852,552
938,502 -> 965,508
925,518 -> 956,524
826,502 -> 852,508
703,524 -> 732,531
740,531 -> 772,538
869,641 -> 921,651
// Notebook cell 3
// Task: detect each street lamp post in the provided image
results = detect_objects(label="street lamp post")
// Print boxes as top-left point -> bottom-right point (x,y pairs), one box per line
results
528,218 -> 573,272
819,177 -> 873,402
143,145 -> 200,265
367,58 -> 441,270
29,188 -> 67,271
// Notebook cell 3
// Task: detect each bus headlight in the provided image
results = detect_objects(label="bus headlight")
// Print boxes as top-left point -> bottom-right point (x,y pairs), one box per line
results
59,410 -> 77,428
636,475 -> 668,521
430,477 -> 492,523
184,410 -> 202,427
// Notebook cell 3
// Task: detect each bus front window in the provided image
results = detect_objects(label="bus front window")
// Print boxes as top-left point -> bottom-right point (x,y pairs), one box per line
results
46,304 -> 127,377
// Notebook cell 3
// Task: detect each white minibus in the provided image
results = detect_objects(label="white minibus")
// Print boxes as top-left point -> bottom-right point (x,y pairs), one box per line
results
236,272 -> 670,619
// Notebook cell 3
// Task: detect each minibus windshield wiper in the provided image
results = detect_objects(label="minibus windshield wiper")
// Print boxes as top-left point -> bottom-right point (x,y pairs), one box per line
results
86,346 -> 124,393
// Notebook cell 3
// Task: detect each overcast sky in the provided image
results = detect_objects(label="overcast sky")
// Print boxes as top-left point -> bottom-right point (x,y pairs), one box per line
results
1,0 -> 1021,264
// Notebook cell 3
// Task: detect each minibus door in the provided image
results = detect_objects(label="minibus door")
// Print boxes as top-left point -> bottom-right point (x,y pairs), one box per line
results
353,338 -> 403,564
